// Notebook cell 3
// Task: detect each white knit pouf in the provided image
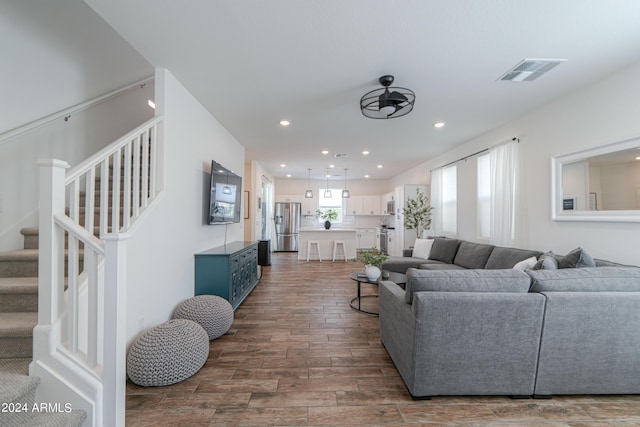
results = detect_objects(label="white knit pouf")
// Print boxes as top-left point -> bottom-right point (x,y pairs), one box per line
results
173,295 -> 234,340
126,319 -> 209,387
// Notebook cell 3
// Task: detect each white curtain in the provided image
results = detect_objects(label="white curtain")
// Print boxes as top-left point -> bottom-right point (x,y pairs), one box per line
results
489,140 -> 520,247
430,168 -> 442,237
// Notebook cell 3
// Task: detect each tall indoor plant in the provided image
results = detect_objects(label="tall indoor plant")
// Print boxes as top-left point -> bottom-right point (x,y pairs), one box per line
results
403,187 -> 433,238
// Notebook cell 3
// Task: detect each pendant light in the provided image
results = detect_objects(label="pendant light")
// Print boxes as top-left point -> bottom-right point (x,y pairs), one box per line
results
305,168 -> 313,198
323,169 -> 332,198
342,168 -> 350,198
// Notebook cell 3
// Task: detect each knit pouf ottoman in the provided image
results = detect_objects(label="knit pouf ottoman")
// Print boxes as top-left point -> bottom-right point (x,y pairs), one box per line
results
173,295 -> 234,340
127,319 -> 209,387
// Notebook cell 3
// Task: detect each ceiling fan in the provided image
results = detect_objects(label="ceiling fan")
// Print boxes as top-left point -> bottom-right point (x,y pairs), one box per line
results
360,75 -> 416,119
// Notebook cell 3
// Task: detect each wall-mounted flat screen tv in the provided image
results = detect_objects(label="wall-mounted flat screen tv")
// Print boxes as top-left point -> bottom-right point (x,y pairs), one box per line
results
209,161 -> 242,224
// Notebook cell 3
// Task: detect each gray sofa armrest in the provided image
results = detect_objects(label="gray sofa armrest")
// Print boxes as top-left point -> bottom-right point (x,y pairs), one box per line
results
379,281 -> 416,388
381,257 -> 427,274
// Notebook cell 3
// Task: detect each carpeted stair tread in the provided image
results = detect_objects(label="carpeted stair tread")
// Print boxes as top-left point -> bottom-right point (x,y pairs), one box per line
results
0,277 -> 38,293
0,373 -> 39,406
0,249 -> 39,262
0,312 -> 38,337
14,409 -> 87,427
0,358 -> 31,375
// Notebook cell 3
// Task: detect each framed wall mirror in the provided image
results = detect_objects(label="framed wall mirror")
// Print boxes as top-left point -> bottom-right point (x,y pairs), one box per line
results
551,135 -> 640,222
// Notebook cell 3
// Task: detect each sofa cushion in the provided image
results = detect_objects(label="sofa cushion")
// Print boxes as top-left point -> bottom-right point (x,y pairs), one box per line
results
419,263 -> 467,271
527,267 -> 640,293
533,251 -> 558,270
453,241 -> 495,269
412,238 -> 434,259
558,247 -> 596,268
513,256 -> 537,270
427,238 -> 461,264
484,246 -> 543,269
404,268 -> 532,304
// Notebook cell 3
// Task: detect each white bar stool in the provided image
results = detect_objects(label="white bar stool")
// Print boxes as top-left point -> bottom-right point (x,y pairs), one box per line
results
332,240 -> 347,262
307,240 -> 321,262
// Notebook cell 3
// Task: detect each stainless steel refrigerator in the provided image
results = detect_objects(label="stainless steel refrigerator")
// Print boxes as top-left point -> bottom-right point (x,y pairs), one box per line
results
274,202 -> 301,251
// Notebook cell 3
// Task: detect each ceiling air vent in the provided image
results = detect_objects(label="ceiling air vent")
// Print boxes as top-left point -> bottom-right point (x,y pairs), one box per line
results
334,153 -> 349,158
498,58 -> 567,82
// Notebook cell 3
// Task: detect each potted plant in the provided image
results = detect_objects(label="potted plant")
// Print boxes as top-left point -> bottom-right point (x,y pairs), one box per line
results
358,247 -> 388,281
403,187 -> 433,238
315,208 -> 338,229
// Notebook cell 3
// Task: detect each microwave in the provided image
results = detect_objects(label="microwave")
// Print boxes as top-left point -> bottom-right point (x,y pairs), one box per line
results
386,200 -> 395,215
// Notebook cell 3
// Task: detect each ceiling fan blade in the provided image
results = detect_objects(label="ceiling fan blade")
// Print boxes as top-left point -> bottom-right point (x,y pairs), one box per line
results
387,91 -> 408,103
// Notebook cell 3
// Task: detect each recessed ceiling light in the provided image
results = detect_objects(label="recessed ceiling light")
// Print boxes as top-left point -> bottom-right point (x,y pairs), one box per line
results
286,174 -> 292,177
279,120 -> 290,126
635,156 -> 640,160
377,164 -> 383,168
362,150 -> 370,155
321,150 -> 329,155
329,164 -> 335,168
433,122 -> 445,128
280,164 -> 286,168
364,174 -> 370,178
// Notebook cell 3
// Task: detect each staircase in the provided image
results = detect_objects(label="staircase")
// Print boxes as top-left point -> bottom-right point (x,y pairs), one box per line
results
0,220 -> 85,425
0,116 -> 163,426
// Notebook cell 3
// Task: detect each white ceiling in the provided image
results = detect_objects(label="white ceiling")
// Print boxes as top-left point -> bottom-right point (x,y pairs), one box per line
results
85,0 -> 640,181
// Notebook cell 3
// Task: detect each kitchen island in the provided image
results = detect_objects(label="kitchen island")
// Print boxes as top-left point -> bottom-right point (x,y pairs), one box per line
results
298,228 -> 358,261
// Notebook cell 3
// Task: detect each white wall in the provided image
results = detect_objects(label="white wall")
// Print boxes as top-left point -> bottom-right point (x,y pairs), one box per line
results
393,60 -> 640,265
244,160 -> 274,242
125,69 -> 245,343
0,83 -> 154,251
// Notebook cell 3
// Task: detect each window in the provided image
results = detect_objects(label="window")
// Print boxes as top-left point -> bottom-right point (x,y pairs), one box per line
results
477,153 -> 491,239
318,188 -> 343,223
441,165 -> 457,234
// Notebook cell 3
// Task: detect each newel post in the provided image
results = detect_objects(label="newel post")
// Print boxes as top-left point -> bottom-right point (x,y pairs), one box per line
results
34,159 -> 69,358
102,234 -> 129,427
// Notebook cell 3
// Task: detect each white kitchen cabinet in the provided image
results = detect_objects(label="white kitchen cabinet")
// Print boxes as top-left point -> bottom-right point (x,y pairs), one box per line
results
345,195 -> 363,215
345,195 -> 381,215
301,197 -> 316,216
362,195 -> 381,215
356,228 -> 377,249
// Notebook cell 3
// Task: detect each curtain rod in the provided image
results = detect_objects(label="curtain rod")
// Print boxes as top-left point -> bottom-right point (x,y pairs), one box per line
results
431,137 -> 519,172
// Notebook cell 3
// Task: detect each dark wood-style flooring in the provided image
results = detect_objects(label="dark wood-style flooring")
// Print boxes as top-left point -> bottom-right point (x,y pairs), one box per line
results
126,252 -> 640,426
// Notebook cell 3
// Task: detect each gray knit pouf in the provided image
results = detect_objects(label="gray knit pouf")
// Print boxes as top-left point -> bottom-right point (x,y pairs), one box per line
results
173,295 -> 234,340
127,319 -> 209,387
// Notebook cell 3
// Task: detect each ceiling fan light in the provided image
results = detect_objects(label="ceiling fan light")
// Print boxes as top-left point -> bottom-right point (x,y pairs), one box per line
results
379,104 -> 396,116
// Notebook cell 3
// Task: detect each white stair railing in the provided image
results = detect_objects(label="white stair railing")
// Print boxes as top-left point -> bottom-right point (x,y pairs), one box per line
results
35,115 -> 163,427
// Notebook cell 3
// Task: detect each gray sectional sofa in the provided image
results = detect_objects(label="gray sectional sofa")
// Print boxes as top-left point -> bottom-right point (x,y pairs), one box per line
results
378,238 -> 640,399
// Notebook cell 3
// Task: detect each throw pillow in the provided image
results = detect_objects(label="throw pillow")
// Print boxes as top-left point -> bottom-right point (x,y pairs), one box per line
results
513,256 -> 537,270
532,252 -> 558,270
427,238 -> 461,264
558,247 -> 596,268
412,239 -> 434,259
